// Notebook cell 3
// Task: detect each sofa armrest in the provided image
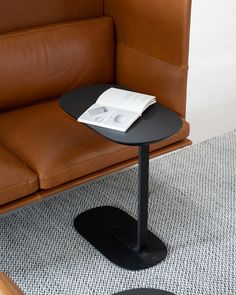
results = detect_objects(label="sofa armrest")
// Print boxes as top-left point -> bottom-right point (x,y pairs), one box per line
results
104,0 -> 192,117
0,273 -> 24,295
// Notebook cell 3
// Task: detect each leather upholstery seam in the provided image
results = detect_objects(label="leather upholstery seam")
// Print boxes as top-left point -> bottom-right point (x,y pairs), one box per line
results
0,142 -> 38,177
0,178 -> 37,195
0,17 -> 112,40
117,41 -> 188,70
39,146 -> 135,181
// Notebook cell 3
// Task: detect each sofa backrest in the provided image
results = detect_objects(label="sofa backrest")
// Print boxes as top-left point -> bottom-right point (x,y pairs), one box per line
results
0,0 -> 103,34
0,17 -> 114,112
105,0 -> 192,117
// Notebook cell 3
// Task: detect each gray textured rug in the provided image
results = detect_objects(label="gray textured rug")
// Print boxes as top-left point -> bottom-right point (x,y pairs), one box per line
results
1,130 -> 236,295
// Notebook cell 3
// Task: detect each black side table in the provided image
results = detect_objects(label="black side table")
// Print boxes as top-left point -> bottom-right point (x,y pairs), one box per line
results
60,84 -> 182,271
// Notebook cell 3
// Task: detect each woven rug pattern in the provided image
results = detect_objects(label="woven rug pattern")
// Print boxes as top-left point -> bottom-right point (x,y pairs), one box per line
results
1,130 -> 236,295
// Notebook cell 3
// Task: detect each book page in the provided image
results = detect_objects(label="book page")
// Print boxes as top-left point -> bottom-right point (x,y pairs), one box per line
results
78,104 -> 140,132
97,88 -> 156,115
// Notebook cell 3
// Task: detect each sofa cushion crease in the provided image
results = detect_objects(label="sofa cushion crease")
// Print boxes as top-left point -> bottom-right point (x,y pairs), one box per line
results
0,145 -> 38,206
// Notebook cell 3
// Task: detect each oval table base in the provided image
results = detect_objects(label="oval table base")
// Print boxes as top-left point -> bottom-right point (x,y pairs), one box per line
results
74,206 -> 167,271
114,289 -> 175,295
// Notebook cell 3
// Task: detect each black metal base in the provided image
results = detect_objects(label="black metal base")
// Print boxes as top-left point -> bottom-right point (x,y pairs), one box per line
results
115,289 -> 175,295
74,206 -> 167,271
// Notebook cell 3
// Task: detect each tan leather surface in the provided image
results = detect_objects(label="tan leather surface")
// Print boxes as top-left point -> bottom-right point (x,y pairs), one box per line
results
0,272 -> 24,295
0,17 -> 114,112
0,139 -> 191,215
0,99 -> 189,192
0,145 -> 38,206
0,0 -> 192,213
104,0 -> 192,66
0,0 -> 103,34
0,99 -> 137,190
116,43 -> 189,117
104,0 -> 191,118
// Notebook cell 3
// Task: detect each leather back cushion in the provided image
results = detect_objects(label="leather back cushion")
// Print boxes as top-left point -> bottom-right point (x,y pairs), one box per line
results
0,0 -> 103,34
0,17 -> 114,112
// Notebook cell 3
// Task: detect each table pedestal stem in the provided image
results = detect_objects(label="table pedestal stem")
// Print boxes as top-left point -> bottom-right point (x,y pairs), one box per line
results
74,145 -> 167,270
135,144 -> 149,253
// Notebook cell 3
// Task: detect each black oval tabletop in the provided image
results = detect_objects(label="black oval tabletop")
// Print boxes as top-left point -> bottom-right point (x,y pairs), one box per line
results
59,84 -> 182,146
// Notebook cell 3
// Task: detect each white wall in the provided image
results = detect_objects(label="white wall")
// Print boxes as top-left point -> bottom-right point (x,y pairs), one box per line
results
187,0 -> 236,143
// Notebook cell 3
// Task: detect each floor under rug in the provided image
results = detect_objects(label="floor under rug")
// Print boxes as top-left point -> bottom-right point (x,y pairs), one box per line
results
1,130 -> 235,295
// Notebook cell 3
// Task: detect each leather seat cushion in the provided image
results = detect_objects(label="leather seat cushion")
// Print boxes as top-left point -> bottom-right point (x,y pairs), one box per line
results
0,100 -> 136,190
0,99 -> 189,190
0,145 -> 38,205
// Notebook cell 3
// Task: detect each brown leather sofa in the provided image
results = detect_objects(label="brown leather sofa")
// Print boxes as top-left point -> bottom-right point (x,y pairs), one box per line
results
0,273 -> 24,295
0,0 -> 192,215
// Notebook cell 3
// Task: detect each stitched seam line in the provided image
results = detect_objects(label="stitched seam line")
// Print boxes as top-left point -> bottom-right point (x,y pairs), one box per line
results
117,41 -> 188,70
0,17 -> 111,40
40,145 -> 135,180
0,178 -> 37,194
0,142 -> 38,176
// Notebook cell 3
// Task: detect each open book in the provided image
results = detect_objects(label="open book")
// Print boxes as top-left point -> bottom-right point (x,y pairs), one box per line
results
78,87 -> 156,132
